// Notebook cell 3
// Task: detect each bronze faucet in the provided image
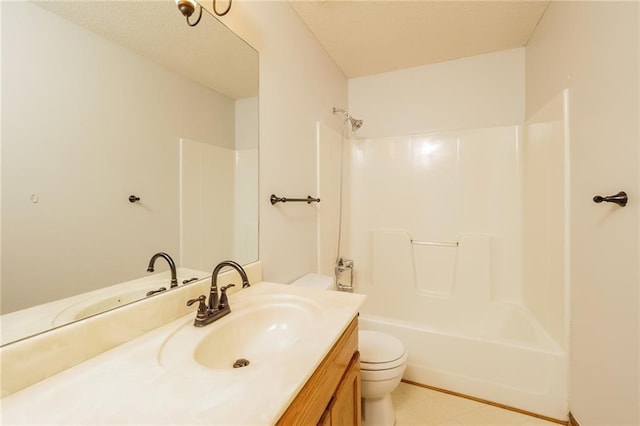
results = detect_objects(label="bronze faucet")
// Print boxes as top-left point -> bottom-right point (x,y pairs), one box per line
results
146,252 -> 178,288
186,260 -> 250,327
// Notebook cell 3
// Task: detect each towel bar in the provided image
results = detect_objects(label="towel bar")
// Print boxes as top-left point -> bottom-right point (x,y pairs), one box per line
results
270,194 -> 320,205
411,240 -> 458,247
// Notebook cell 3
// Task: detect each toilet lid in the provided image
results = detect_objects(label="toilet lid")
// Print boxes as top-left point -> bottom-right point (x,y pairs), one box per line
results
359,330 -> 406,367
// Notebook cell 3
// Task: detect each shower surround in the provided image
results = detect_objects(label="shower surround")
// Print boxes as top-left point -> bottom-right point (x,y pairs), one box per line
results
342,123 -> 568,420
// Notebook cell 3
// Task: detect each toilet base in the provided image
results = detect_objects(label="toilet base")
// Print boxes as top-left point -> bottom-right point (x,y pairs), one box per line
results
362,394 -> 395,426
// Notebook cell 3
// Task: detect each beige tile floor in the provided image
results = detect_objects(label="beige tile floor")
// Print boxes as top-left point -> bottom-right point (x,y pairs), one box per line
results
391,382 -> 561,426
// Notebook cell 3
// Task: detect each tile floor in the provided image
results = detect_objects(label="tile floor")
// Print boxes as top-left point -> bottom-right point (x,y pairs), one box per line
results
391,382 -> 560,426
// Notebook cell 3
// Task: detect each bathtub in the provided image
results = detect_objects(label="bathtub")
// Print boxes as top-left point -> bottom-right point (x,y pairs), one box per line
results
359,304 -> 568,421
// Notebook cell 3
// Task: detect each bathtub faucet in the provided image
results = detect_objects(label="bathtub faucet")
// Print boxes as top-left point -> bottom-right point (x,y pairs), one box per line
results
336,258 -> 354,292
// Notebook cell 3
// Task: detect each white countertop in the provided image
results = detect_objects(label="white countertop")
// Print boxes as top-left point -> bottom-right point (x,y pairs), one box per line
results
1,282 -> 366,425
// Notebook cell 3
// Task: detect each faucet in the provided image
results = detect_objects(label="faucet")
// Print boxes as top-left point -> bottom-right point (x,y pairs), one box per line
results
186,260 -> 250,327
147,252 -> 178,288
209,260 -> 250,309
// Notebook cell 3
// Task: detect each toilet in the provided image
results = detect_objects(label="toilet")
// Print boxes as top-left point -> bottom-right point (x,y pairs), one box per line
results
291,273 -> 408,426
358,330 -> 407,426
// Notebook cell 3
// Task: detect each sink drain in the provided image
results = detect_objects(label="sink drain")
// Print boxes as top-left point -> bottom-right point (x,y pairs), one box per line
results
233,358 -> 250,368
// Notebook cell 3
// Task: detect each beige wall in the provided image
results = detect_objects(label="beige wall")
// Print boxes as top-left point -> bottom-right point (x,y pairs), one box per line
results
526,2 -> 639,424
348,48 -> 525,138
217,1 -> 348,284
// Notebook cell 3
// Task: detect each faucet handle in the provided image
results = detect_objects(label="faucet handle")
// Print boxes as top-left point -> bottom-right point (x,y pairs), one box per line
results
186,295 -> 208,320
218,284 -> 235,309
146,287 -> 167,297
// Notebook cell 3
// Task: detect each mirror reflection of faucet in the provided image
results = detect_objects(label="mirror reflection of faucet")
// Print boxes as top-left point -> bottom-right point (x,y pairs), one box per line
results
186,260 -> 250,327
146,287 -> 167,297
146,252 -> 178,288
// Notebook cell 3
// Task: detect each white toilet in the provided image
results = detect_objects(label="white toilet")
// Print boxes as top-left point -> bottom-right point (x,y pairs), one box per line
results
291,274 -> 408,426
359,330 -> 407,426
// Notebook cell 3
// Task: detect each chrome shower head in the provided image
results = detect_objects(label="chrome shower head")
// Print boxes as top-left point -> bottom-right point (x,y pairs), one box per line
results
332,107 -> 363,132
350,118 -> 363,131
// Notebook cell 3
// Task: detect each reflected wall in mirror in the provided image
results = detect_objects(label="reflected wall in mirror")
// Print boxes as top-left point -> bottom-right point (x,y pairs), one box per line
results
1,0 -> 259,345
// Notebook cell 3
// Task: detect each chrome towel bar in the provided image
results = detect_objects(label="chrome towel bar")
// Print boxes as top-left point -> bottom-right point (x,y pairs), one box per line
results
411,239 -> 458,247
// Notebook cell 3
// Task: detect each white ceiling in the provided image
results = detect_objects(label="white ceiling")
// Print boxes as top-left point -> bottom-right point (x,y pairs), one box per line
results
290,0 -> 550,78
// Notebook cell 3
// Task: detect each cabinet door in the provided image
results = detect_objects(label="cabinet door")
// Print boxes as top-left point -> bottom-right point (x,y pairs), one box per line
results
330,352 -> 361,426
317,400 -> 334,426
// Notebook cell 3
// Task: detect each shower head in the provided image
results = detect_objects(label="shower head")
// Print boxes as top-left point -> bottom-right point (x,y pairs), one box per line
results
332,107 -> 364,132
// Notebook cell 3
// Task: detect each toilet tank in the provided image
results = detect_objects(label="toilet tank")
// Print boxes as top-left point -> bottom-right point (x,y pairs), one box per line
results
290,273 -> 334,291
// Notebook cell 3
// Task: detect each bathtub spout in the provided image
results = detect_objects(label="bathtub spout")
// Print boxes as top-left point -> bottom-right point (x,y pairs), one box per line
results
336,258 -> 354,292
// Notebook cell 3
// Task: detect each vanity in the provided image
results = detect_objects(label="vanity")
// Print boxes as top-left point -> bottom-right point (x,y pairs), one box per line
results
278,317 -> 361,425
1,278 -> 366,425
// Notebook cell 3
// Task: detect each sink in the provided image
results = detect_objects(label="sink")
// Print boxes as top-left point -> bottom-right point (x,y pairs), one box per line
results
158,294 -> 324,374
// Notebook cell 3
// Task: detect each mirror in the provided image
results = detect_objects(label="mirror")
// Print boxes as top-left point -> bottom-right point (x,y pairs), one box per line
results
1,0 -> 259,345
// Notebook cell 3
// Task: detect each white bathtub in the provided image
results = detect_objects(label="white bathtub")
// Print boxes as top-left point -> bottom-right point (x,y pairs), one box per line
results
359,304 -> 568,421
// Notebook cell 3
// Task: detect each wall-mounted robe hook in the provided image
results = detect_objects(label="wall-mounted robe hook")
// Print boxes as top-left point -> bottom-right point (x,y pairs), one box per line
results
593,191 -> 627,207
129,195 -> 141,203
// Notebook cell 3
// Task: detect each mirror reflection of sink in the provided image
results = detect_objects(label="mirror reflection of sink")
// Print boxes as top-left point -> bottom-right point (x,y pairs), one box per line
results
49,270 -> 208,327
159,294 -> 323,373
51,288 -> 150,326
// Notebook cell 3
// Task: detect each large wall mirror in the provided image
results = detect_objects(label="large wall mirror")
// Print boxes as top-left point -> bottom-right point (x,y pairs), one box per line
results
1,0 -> 259,345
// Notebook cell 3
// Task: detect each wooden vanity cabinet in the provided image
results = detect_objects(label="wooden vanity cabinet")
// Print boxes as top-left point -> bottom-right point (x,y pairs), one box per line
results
320,352 -> 361,425
277,317 -> 361,426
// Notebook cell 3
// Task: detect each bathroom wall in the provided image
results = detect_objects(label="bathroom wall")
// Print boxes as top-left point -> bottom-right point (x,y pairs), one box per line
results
1,1 -> 236,311
349,48 -> 525,138
526,2 -> 640,424
217,2 -> 348,283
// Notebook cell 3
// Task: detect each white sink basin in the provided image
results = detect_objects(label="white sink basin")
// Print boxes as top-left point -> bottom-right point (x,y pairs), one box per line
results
158,294 -> 324,373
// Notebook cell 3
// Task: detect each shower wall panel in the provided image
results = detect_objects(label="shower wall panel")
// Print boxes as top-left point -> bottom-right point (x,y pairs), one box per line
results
522,91 -> 568,348
349,125 -> 522,307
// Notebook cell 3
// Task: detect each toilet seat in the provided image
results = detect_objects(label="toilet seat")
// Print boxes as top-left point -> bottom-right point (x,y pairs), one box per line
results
359,330 -> 407,370
360,356 -> 408,381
